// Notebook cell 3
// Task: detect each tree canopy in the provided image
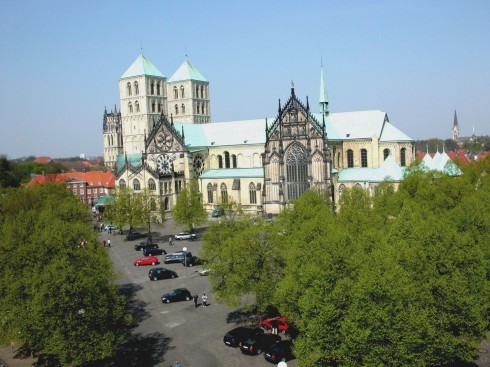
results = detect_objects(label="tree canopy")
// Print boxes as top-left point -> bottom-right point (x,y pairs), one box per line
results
172,179 -> 208,231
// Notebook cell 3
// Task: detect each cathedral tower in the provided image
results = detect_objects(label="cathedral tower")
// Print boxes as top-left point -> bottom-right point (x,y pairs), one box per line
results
119,53 -> 167,154
167,59 -> 210,124
103,105 -> 123,169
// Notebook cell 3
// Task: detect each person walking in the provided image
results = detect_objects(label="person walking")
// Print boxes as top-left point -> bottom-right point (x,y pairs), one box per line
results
102,240 -> 106,247
202,293 -> 208,308
193,294 -> 198,308
271,318 -> 279,335
169,237 -> 173,246
107,239 -> 111,247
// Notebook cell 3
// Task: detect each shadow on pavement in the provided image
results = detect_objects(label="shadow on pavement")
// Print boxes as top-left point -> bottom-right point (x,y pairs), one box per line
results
118,283 -> 150,325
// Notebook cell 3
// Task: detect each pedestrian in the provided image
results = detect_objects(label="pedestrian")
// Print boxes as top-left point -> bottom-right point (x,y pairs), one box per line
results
169,237 -> 173,246
107,239 -> 111,247
202,293 -> 207,308
102,240 -> 106,247
271,318 -> 279,335
193,294 -> 198,308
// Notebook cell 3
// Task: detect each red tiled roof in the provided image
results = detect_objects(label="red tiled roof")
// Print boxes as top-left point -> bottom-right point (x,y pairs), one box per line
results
33,156 -> 55,164
28,171 -> 115,188
447,151 -> 471,164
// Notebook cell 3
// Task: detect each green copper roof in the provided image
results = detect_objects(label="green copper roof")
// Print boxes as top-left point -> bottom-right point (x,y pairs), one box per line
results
121,54 -> 165,79
168,59 -> 207,82
338,155 -> 406,183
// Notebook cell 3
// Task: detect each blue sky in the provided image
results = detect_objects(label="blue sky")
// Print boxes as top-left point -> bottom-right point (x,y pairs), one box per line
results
1,0 -> 489,159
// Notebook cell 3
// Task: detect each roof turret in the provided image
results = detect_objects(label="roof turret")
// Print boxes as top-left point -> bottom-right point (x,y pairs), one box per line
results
121,53 -> 165,79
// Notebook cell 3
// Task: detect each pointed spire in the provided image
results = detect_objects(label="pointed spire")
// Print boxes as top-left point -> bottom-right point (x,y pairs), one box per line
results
278,99 -> 281,114
290,80 -> 295,97
104,106 -> 107,116
114,104 -> 118,113
426,145 -> 429,154
265,118 -> 268,133
319,62 -> 329,115
124,151 -> 128,165
181,126 -> 185,140
453,110 -> 459,127
306,96 -> 310,111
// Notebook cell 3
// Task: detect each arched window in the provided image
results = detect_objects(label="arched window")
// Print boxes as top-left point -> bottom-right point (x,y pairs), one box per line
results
355,183 -> 363,189
135,101 -> 140,113
232,154 -> 237,168
286,144 -> 308,200
150,82 -> 155,95
249,183 -> 257,204
127,82 -> 132,96
158,102 -> 162,112
175,104 -> 179,115
347,149 -> 354,168
220,183 -> 228,203
337,152 -> 341,168
195,85 -> 199,97
207,183 -> 213,203
128,102 -> 133,114
148,178 -> 156,191
119,179 -> 126,189
383,149 -> 390,160
196,103 -> 200,114
133,179 -> 140,191
174,86 -> 178,99
218,155 -> 223,168
400,148 -> 407,166
181,103 -> 185,114
157,82 -> 161,95
134,81 -> 139,95
339,184 -> 346,197
164,197 -> 169,211
151,101 -> 156,113
361,149 -> 368,167
180,85 -> 185,98
200,85 -> 204,98
224,151 -> 230,168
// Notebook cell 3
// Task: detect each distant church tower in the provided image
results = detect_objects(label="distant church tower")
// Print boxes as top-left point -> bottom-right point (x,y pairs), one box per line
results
452,110 -> 460,141
167,59 -> 210,124
103,105 -> 123,169
119,53 -> 167,154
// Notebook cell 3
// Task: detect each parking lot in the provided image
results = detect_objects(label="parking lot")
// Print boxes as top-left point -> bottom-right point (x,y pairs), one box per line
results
103,218 -> 297,367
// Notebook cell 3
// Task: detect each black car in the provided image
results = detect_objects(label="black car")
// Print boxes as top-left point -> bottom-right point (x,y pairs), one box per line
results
240,334 -> 281,355
161,288 -> 192,303
148,268 -> 177,281
264,340 -> 294,363
164,251 -> 194,266
143,248 -> 167,256
134,242 -> 159,251
223,327 -> 264,348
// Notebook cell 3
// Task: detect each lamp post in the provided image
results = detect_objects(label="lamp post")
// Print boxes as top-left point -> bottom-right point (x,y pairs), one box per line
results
183,246 -> 188,277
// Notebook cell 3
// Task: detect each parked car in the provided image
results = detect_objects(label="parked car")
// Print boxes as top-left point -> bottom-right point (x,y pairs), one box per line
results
134,242 -> 159,251
161,288 -> 192,303
143,248 -> 167,256
240,334 -> 281,355
164,251 -> 194,266
212,207 -> 224,217
133,256 -> 159,266
174,231 -> 197,240
148,267 -> 177,281
264,340 -> 294,363
261,316 -> 289,334
223,327 -> 264,348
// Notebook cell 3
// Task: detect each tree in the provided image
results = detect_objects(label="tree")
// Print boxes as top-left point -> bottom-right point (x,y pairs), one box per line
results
0,183 -> 132,366
105,187 -> 144,237
172,179 -> 207,231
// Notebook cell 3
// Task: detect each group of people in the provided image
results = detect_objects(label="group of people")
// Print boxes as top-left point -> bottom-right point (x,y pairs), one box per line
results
193,293 -> 208,308
101,239 -> 111,247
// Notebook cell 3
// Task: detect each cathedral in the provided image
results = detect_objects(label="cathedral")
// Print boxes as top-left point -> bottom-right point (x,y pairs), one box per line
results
103,53 -> 415,215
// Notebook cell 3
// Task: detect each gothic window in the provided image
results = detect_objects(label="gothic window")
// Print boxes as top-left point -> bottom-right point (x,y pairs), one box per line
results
207,183 -> 213,203
347,149 -> 354,168
151,81 -> 155,95
196,103 -> 200,114
218,155 -> 223,168
355,183 -> 363,189
400,148 -> 407,166
286,144 -> 308,200
158,102 -> 162,112
164,197 -> 169,210
174,86 -> 178,99
249,182 -> 257,204
119,179 -> 126,189
361,149 -> 368,167
195,85 -> 199,97
175,104 -> 179,115
220,183 -> 228,203
181,103 -> 185,114
133,179 -> 141,191
200,85 -> 204,98
232,154 -> 237,168
151,101 -> 156,113
128,102 -> 133,114
157,82 -> 161,95
180,85 -> 185,98
148,178 -> 156,191
224,151 -> 230,168
135,101 -> 140,113
127,82 -> 132,96
383,149 -> 390,160
134,81 -> 139,95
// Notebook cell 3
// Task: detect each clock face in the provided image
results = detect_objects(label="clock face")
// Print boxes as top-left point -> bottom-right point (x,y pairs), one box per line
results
157,154 -> 173,175
193,154 -> 205,176
156,132 -> 173,152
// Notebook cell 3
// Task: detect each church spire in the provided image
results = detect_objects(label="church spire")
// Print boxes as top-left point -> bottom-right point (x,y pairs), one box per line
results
319,61 -> 329,115
453,110 -> 459,127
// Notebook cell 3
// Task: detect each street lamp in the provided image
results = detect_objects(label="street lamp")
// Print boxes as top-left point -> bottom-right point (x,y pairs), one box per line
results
183,246 -> 188,277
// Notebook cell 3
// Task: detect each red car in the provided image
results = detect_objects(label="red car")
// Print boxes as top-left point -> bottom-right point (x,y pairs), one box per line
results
261,316 -> 289,334
133,256 -> 159,266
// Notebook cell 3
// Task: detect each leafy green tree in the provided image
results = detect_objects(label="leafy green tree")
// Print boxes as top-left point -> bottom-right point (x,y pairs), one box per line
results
172,179 -> 207,231
0,183 -> 131,366
105,187 -> 144,236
